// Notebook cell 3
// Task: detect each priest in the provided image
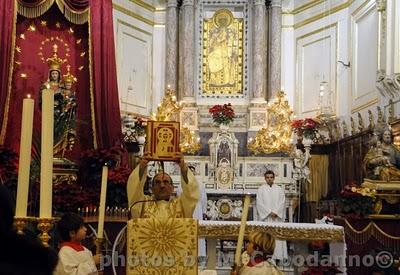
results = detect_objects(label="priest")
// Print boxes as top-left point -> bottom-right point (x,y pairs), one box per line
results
127,154 -> 200,219
256,170 -> 288,263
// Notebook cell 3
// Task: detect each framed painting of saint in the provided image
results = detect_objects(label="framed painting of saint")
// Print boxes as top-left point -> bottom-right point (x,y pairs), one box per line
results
144,121 -> 181,161
202,9 -> 243,95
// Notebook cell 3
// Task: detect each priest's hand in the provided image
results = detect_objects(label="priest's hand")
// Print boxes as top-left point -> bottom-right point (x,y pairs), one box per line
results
175,152 -> 189,182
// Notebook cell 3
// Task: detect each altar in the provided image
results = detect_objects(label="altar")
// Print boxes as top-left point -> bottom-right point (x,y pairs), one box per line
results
105,218 -> 347,275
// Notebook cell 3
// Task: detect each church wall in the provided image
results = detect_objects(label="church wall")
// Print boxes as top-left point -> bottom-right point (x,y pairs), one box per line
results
284,0 -> 400,127
290,1 -> 346,119
112,0 -> 161,118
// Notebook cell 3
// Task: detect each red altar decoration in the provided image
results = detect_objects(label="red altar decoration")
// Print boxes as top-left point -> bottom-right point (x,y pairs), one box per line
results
335,217 -> 400,274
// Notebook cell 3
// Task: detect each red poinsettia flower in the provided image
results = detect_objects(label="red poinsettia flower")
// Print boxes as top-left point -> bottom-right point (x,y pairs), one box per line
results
209,103 -> 235,125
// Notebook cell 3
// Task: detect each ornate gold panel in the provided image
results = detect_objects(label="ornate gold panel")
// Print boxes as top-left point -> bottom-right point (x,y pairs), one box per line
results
202,9 -> 243,95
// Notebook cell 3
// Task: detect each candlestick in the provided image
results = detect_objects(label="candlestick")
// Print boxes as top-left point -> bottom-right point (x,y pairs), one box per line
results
97,165 -> 108,238
37,217 -> 55,247
95,237 -> 104,255
39,89 -> 54,218
15,96 -> 34,217
234,194 -> 251,266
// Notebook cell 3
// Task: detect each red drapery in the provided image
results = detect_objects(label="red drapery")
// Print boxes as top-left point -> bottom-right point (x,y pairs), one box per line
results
5,5 -> 92,160
89,0 -> 122,149
0,0 -> 121,155
0,0 -> 16,145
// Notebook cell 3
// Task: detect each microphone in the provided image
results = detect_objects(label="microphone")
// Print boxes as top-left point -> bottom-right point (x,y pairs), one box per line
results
128,199 -> 158,219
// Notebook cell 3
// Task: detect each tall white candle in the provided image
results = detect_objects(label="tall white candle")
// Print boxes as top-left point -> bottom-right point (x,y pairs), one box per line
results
234,195 -> 251,266
97,165 -> 108,238
39,89 -> 54,218
15,95 -> 34,217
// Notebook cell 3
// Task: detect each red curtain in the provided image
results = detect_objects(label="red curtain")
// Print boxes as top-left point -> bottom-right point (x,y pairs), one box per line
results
0,0 -> 16,145
89,0 -> 122,149
4,5 -> 91,160
1,0 -> 122,155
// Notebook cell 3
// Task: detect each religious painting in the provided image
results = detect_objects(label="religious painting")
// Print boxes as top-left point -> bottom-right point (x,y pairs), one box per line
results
144,121 -> 180,161
202,9 -> 243,95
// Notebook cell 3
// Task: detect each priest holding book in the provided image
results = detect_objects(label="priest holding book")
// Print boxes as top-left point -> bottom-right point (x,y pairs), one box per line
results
127,154 -> 200,219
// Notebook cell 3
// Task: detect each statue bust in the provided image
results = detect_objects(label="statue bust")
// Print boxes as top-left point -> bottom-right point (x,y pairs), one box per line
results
363,127 -> 400,181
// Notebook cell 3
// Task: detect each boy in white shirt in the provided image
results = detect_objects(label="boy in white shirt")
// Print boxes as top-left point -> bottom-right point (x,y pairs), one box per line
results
54,213 -> 101,275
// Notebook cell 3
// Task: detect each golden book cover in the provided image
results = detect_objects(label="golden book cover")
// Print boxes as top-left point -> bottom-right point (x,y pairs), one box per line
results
144,121 -> 181,161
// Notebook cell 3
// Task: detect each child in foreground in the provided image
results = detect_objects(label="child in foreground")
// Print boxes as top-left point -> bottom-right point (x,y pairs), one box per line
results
237,231 -> 284,275
54,212 -> 101,275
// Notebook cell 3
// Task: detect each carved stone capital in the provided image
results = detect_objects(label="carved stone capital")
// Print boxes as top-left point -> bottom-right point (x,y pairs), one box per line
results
182,0 -> 195,6
167,0 -> 178,8
270,0 -> 282,8
253,0 -> 265,6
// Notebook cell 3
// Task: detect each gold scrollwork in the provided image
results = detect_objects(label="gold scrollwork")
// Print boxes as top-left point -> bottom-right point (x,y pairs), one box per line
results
198,224 -> 344,241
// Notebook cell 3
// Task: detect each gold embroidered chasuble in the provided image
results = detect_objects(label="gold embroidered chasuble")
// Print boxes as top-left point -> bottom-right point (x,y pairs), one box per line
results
127,165 -> 200,218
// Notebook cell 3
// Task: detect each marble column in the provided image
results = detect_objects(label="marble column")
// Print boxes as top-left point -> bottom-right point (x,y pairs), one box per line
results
165,0 -> 179,92
268,0 -> 282,99
182,0 -> 195,101
252,0 -> 267,102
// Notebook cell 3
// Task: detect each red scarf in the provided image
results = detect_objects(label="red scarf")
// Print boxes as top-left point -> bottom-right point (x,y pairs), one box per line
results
61,241 -> 84,252
247,255 -> 266,267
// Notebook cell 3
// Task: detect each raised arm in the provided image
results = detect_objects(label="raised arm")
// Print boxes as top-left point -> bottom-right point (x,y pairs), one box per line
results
127,158 -> 149,218
178,157 -> 200,218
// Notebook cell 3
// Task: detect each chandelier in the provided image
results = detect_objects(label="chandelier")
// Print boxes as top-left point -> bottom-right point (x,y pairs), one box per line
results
248,91 -> 293,154
179,127 -> 201,154
151,86 -> 182,121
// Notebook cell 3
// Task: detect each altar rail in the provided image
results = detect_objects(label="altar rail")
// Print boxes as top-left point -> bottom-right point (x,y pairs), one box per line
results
198,220 -> 344,241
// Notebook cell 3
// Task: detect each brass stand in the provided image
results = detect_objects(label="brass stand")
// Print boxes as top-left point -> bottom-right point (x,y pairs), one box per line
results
95,237 -> 104,255
37,218 -> 55,247
13,217 -> 31,234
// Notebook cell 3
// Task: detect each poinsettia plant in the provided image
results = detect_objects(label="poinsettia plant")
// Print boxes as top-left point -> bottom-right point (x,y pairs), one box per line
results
338,181 -> 376,218
208,103 -> 235,125
291,118 -> 320,140
0,146 -> 18,197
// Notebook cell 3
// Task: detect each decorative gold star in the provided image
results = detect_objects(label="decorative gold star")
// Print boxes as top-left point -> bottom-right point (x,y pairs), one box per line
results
15,61 -> 21,66
39,47 -> 43,50
40,20 -> 47,26
68,27 -> 74,34
38,52 -> 43,56
65,53 -> 70,57
15,46 -> 21,53
20,73 -> 27,78
66,48 -> 70,52
50,37 -> 54,41
20,34 -> 25,39
80,52 -> 86,57
78,66 -> 84,70
55,22 -> 61,28
28,25 -> 36,31
76,39 -> 81,44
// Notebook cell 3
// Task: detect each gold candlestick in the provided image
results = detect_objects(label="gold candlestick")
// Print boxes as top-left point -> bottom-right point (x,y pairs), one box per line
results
95,237 -> 104,255
14,217 -> 29,234
37,217 -> 55,247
